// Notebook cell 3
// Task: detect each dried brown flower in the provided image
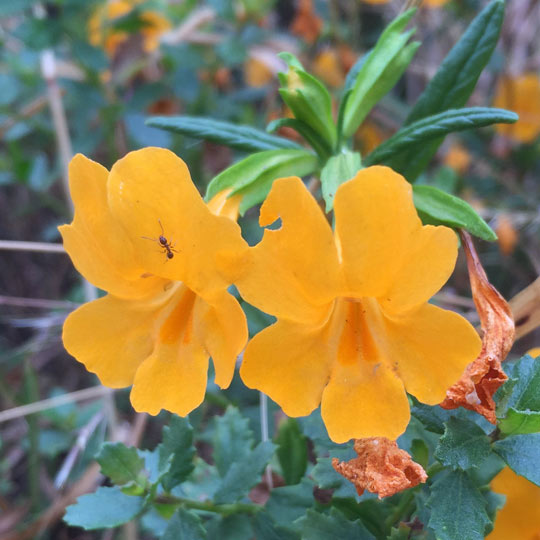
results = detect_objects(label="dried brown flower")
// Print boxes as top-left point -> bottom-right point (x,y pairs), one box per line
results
440,231 -> 515,423
290,0 -> 323,44
332,438 -> 427,499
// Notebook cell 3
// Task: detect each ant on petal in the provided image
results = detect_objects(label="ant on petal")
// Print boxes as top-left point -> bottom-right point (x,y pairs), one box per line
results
142,220 -> 178,261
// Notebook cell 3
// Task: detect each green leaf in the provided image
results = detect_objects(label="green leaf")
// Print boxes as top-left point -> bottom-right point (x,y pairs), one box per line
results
498,409 -> 540,436
96,442 -> 145,488
158,415 -> 195,492
213,441 -> 276,503
206,514 -> 253,540
205,149 -> 319,215
275,418 -> 308,485
365,107 -> 517,167
267,118 -> 332,158
161,508 -> 207,540
382,0 -> 505,181
145,116 -> 303,153
265,479 -> 315,527
278,53 -> 337,150
64,487 -> 144,530
493,433 -> 540,486
387,525 -> 412,540
341,9 -> 418,139
413,185 -> 497,242
213,406 -> 254,477
312,457 -> 358,498
298,508 -> 375,540
406,0 -> 505,124
427,470 -> 491,540
320,151 -> 362,211
410,397 -> 454,435
251,513 -> 300,540
435,417 -> 492,470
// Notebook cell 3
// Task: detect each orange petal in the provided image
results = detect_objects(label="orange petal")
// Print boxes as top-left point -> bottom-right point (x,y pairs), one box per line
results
130,286 -> 209,416
332,438 -> 427,498
62,293 -> 162,387
60,154 -> 167,299
379,302 -> 482,405
441,231 -> 514,422
107,148 -> 247,296
240,317 -> 335,417
233,177 -> 340,324
334,166 -> 420,299
194,291 -> 248,388
488,467 -> 540,540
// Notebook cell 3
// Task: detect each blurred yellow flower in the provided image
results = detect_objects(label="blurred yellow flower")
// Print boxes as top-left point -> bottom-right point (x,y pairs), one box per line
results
231,167 -> 481,442
88,0 -> 170,57
493,73 -> 540,143
312,49 -> 344,88
362,0 -> 449,6
488,467 -> 540,540
60,148 -> 247,417
526,347 -> 540,358
245,57 -> 273,88
443,143 -> 471,174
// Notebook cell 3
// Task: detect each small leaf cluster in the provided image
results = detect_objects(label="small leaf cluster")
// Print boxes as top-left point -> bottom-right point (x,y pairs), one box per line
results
64,355 -> 540,539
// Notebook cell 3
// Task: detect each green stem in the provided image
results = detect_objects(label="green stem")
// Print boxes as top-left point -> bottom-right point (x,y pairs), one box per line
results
155,495 -> 262,517
384,489 -> 416,531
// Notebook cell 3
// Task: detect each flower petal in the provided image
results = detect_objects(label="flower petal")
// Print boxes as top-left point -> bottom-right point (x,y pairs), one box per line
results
107,147 -> 247,296
334,166 -> 421,299
194,291 -> 248,389
62,294 -> 160,387
240,317 -> 335,417
380,302 -> 482,405
60,154 -> 167,298
130,286 -> 209,416
234,176 -> 340,324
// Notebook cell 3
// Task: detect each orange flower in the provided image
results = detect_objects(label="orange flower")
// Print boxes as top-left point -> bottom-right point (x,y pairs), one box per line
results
527,347 -> 540,358
88,0 -> 170,57
245,56 -> 273,88
312,49 -> 345,88
488,467 -> 540,540
362,0 -> 449,6
493,73 -> 540,144
443,143 -> 471,174
290,0 -> 323,44
60,148 -> 247,416
231,167 -> 481,442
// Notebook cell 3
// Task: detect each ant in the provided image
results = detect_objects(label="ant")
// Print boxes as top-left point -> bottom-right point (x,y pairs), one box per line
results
142,220 -> 178,261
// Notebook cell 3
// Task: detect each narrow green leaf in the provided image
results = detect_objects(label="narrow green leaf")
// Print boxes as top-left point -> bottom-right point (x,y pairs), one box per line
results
341,9 -> 417,138
96,442 -> 145,487
320,151 -> 362,211
161,508 -> 207,540
435,417 -> 492,470
427,470 -> 491,540
412,184 -> 497,241
145,116 -> 303,152
158,415 -> 195,492
493,433 -> 540,486
206,149 -> 319,215
498,409 -> 540,436
406,0 -> 505,124
298,508 -> 375,540
275,418 -> 308,485
365,107 -> 517,167
213,441 -> 276,504
64,487 -> 143,530
213,406 -> 254,478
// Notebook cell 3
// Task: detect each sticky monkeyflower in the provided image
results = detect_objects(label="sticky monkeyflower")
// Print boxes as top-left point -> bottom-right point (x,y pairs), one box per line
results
60,148 -> 248,417
231,167 -> 482,443
88,0 -> 170,57
488,467 -> 540,540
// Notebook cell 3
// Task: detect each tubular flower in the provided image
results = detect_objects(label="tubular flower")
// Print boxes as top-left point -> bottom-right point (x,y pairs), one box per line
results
60,148 -> 248,417
232,167 -> 482,443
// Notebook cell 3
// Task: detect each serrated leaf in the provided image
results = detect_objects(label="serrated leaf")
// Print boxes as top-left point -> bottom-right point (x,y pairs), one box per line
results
213,406 -> 254,477
412,185 -> 497,242
365,107 -> 517,168
312,457 -> 358,498
206,514 -> 253,540
96,442 -> 145,487
341,9 -> 418,139
498,354 -> 540,413
427,470 -> 491,540
298,508 -> 375,540
64,487 -> 144,530
206,149 -> 319,214
320,151 -> 362,211
266,479 -> 315,527
390,0 -> 505,181
275,418 -> 308,485
410,398 -> 454,435
158,415 -> 195,492
435,417 -> 492,470
213,441 -> 276,503
145,116 -> 302,153
493,433 -> 540,486
161,508 -> 206,540
251,513 -> 300,540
